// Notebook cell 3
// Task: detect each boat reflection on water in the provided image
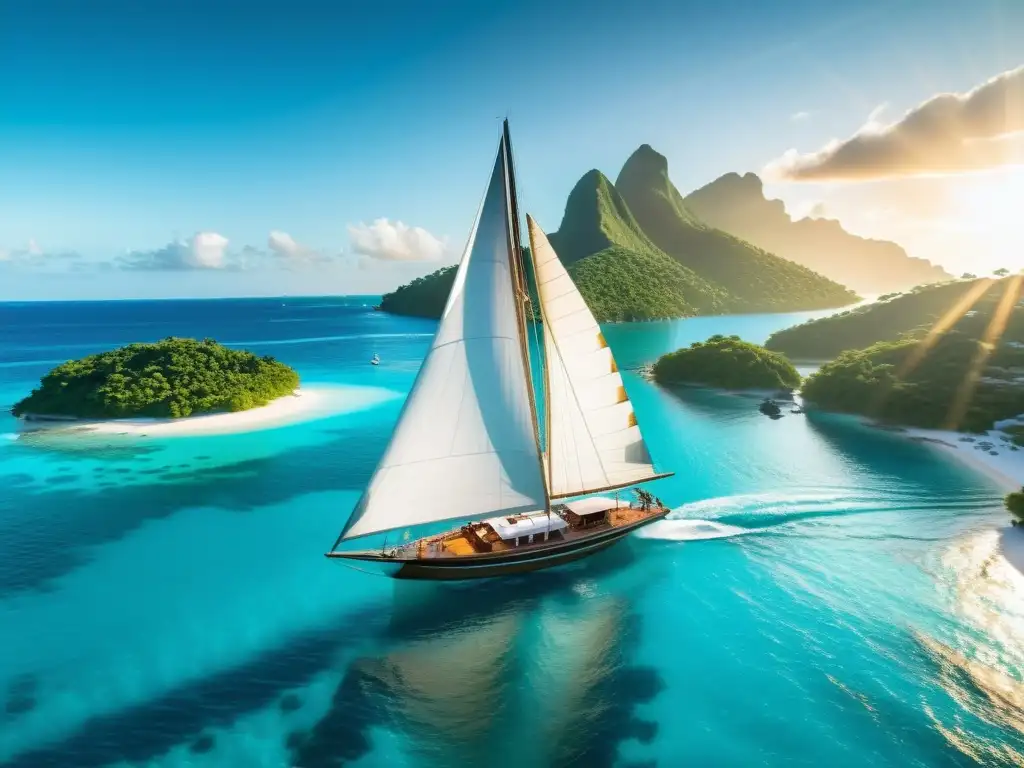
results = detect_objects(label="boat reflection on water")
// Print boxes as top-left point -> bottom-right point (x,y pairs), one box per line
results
290,554 -> 663,768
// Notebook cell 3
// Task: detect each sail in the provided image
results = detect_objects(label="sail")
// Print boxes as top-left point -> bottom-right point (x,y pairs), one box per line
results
337,142 -> 547,542
527,215 -> 668,498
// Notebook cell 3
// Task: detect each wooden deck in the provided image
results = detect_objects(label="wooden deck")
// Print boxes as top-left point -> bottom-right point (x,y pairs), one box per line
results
401,504 -> 666,562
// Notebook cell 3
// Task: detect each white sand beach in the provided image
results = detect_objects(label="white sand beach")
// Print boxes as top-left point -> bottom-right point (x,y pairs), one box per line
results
15,384 -> 399,438
891,418 -> 1024,492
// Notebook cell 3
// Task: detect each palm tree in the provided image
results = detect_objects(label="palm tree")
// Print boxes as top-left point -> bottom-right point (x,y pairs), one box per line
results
633,488 -> 654,512
994,268 -> 1010,277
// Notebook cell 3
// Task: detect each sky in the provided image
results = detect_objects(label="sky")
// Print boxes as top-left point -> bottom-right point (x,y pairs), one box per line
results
2,0 -> 1023,300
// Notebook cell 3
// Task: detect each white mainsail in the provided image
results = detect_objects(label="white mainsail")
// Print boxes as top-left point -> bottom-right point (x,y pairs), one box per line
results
337,141 -> 547,542
527,215 -> 668,498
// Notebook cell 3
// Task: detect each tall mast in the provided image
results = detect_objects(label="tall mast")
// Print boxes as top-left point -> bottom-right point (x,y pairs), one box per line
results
502,120 -> 550,511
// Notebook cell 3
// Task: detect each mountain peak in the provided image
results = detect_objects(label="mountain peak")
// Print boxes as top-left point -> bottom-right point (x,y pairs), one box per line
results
622,144 -> 669,176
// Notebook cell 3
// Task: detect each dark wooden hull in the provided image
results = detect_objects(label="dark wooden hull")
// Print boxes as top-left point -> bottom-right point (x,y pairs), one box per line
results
328,509 -> 667,581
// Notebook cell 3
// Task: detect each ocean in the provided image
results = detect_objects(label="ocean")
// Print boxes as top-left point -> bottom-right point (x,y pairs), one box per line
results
1,297 -> 1022,767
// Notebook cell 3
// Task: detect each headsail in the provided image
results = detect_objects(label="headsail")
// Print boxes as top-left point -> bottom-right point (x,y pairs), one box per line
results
527,216 -> 670,498
335,140 -> 547,543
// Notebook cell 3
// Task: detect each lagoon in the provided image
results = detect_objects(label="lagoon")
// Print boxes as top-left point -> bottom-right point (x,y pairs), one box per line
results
1,298 -> 1021,767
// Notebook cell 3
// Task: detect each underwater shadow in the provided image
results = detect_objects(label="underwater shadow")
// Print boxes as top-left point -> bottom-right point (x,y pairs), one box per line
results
0,424 -> 392,596
290,547 -> 664,768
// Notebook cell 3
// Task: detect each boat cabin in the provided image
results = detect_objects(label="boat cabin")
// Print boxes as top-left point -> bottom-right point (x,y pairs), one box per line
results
561,496 -> 622,529
461,511 -> 568,552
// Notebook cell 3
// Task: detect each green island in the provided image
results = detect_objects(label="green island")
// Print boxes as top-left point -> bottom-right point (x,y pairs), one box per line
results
377,265 -> 457,318
764,277 -> 1015,360
651,335 -> 801,391
12,337 -> 300,419
765,276 -> 1024,433
378,143 -> 860,323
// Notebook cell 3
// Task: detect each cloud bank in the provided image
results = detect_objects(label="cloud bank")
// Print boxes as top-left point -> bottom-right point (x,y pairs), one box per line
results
766,65 -> 1024,181
348,218 -> 446,261
118,232 -> 232,271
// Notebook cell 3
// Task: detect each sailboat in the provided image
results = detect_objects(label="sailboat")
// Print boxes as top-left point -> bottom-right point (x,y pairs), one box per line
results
326,121 -> 672,580
370,353 -> 380,366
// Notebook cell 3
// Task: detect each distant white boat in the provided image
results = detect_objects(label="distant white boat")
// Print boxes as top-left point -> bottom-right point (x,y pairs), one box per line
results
370,354 -> 380,366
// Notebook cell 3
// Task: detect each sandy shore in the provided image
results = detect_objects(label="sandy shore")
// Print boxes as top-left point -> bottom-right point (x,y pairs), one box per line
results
883,418 -> 1024,492
15,384 -> 399,438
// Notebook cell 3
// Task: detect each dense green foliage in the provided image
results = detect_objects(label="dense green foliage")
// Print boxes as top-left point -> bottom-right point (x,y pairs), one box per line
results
1005,489 -> 1024,523
800,330 -> 1024,432
651,335 -> 802,391
378,265 -> 457,318
12,338 -> 300,419
568,246 -> 712,321
765,278 -> 1022,360
616,146 -> 859,312
551,169 -> 729,317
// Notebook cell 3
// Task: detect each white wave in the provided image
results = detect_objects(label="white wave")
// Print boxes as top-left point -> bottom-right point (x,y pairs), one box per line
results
1,433 -> 17,442
634,518 -> 758,541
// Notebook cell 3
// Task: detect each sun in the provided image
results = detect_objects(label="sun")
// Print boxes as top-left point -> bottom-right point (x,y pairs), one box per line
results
955,168 -> 1024,272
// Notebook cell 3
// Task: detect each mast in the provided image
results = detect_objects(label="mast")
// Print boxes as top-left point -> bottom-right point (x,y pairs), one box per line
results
502,119 -> 550,511
526,217 -> 554,496
330,139 -> 548,546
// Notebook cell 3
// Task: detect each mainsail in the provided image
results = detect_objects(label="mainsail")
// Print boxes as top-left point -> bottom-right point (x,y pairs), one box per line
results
336,137 -> 546,542
527,216 -> 668,498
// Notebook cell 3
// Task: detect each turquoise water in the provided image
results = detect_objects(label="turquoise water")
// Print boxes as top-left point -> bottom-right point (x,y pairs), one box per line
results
1,299 -> 1023,767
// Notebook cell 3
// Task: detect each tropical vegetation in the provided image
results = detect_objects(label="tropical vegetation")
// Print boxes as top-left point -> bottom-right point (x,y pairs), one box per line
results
800,330 -> 1024,432
1005,488 -> 1024,525
377,264 -> 457,318
765,277 -> 1022,361
651,335 -> 802,391
12,337 -> 300,419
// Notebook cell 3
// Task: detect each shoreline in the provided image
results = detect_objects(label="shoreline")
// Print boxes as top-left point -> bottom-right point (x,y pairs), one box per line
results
862,418 -> 1024,492
13,384 -> 399,438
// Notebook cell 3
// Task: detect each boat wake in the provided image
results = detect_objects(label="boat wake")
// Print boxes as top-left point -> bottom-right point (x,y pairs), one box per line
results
635,487 -> 995,543
634,518 -> 758,541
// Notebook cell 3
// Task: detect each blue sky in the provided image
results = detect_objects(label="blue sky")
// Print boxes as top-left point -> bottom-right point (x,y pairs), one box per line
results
2,0 -> 1023,300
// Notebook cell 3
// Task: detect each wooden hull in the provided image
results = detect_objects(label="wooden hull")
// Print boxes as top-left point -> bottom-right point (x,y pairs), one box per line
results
328,508 -> 667,581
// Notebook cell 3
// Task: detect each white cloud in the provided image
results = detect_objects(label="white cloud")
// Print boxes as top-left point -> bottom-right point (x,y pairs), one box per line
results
790,111 -> 811,122
268,230 -> 304,258
765,66 -> 1024,181
191,232 -> 229,268
348,218 -> 446,262
118,231 -> 231,271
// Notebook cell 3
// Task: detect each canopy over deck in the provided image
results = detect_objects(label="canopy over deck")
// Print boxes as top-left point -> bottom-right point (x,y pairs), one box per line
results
483,511 -> 568,541
564,496 -> 621,517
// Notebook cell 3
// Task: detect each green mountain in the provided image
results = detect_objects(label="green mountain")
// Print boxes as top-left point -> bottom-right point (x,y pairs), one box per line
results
764,278 -> 1017,360
546,169 -> 729,319
378,145 -> 861,322
615,145 -> 858,312
684,172 -> 951,295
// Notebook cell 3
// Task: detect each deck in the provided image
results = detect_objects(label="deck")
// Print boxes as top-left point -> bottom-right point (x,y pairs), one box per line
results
397,504 -> 665,561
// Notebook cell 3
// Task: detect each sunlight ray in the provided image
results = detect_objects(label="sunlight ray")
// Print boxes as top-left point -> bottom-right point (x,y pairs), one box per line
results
896,279 -> 996,379
944,275 -> 1023,430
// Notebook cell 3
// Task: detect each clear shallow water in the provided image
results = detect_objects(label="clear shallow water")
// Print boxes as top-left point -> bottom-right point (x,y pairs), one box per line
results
1,299 -> 1022,767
